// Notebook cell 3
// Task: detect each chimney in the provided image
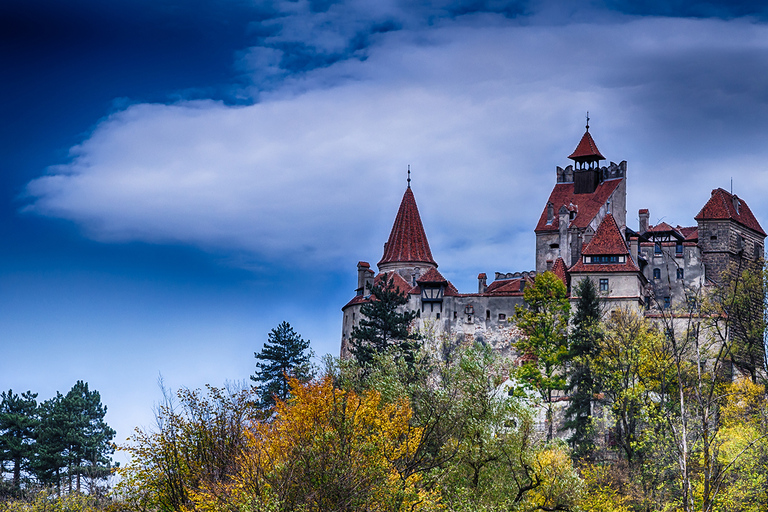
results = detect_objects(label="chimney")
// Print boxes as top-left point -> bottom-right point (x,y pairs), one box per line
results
357,261 -> 372,296
630,236 -> 639,266
639,209 -> 649,234
478,273 -> 487,294
546,202 -> 554,225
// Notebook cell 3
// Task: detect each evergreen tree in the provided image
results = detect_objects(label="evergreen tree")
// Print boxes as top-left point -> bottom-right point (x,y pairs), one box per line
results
33,382 -> 115,492
563,277 -> 603,459
349,273 -> 421,368
251,322 -> 314,409
0,390 -> 38,492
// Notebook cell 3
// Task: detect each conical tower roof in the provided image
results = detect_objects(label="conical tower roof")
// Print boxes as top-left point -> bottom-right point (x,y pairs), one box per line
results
378,187 -> 437,269
568,127 -> 605,162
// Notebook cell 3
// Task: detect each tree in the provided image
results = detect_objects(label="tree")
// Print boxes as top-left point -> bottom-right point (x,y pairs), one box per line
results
116,384 -> 257,512
0,390 -> 38,492
191,376 -> 438,512
513,271 -> 570,441
563,277 -> 603,459
708,262 -> 768,384
33,382 -> 115,492
251,321 -> 314,409
349,273 -> 420,368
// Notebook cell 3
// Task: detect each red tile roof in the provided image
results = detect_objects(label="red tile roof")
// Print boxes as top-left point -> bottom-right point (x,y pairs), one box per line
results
342,271 -> 414,309
568,130 -> 605,161
484,278 -> 526,296
535,179 -> 621,233
646,221 -> 678,234
695,188 -> 766,236
570,214 -> 639,274
378,187 -> 438,267
683,227 -> 698,242
551,257 -> 568,286
416,267 -> 448,283
581,214 -> 629,255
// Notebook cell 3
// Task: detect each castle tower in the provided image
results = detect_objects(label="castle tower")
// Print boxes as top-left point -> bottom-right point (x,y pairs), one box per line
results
535,122 -> 627,272
377,181 -> 438,285
695,188 -> 766,283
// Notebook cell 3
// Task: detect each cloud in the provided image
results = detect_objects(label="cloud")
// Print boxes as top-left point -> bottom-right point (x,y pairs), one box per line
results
25,13 -> 768,290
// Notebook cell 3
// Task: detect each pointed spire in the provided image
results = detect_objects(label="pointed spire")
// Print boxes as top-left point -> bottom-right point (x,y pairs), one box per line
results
569,116 -> 605,164
378,186 -> 437,270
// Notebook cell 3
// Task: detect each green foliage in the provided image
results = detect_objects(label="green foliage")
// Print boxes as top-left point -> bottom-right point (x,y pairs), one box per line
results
708,261 -> 768,384
0,489 -> 123,512
564,278 -> 603,459
349,273 -> 421,368
0,391 -> 38,493
513,271 -> 570,441
116,384 -> 258,512
251,322 -> 314,409
33,382 -> 115,493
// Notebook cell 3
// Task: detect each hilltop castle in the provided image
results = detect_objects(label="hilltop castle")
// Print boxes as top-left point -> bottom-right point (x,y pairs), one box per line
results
340,125 -> 766,356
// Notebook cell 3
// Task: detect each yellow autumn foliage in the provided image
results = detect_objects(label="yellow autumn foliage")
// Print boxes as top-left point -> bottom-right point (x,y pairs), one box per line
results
191,376 -> 441,512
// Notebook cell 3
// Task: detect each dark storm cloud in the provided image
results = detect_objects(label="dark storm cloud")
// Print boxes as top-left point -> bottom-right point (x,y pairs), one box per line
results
604,0 -> 768,19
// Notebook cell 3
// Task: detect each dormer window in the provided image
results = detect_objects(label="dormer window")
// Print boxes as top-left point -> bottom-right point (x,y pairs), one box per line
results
588,255 -> 620,264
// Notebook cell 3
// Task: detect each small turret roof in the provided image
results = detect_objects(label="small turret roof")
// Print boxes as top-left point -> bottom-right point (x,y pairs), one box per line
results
378,187 -> 437,268
568,129 -> 605,162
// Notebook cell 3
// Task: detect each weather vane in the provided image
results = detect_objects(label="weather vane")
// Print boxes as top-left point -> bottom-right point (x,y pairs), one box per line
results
586,111 -> 590,131
407,165 -> 411,188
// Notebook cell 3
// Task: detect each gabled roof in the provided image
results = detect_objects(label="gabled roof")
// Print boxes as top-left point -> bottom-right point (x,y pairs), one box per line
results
570,214 -> 640,274
416,267 -> 447,284
551,257 -> 568,286
581,214 -> 629,255
695,188 -> 766,236
378,187 -> 438,267
535,179 -> 621,233
568,130 -> 605,161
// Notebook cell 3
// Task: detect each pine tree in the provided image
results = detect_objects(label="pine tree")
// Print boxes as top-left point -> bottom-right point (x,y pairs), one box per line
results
33,382 -> 115,492
563,277 -> 602,459
0,390 -> 38,492
251,322 -> 314,409
349,273 -> 421,368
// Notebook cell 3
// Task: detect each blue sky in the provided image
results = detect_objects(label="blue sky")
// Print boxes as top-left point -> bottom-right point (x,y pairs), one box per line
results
3,0 -> 768,461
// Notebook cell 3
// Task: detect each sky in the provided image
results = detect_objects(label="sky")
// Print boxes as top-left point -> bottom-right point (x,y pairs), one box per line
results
3,0 -> 768,463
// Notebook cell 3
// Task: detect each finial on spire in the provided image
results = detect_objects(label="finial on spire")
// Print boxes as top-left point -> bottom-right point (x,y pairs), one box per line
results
586,111 -> 590,131
407,165 -> 411,188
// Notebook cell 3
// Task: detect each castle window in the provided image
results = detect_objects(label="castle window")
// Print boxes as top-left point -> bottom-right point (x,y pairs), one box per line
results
436,313 -> 440,320
664,296 -> 671,309
498,313 -> 506,321
599,278 -> 609,292
677,268 -> 684,280
591,255 -> 619,264
352,313 -> 356,321
546,260 -> 553,270
653,268 -> 661,280
654,243 -> 662,254
549,243 -> 559,249
486,310 -> 491,320
454,311 -> 457,319
711,235 -> 717,240
676,242 -> 683,255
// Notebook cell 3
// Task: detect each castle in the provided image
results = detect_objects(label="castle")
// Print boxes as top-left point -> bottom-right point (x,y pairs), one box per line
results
340,124 -> 766,356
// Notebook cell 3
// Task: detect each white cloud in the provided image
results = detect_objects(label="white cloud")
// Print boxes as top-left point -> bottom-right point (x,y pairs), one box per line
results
25,14 -> 768,290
